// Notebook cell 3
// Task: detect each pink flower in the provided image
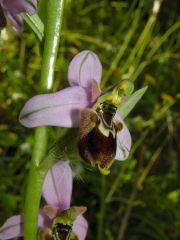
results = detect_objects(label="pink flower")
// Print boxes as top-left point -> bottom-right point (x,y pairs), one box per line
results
0,0 -> 37,32
0,161 -> 88,240
19,50 -> 132,164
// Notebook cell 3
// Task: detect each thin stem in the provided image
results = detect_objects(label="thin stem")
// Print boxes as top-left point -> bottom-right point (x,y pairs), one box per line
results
97,175 -> 106,240
117,188 -> 137,240
105,164 -> 127,203
24,1 -> 65,239
121,0 -> 163,78
147,21 -> 180,59
102,6 -> 140,85
117,137 -> 168,240
105,130 -> 148,204
62,31 -> 112,49
40,0 -> 65,91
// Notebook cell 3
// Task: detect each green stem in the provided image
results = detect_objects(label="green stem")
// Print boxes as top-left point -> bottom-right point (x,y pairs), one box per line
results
97,175 -> 106,240
24,1 -> 65,239
121,0 -> 163,78
102,7 -> 140,86
40,0 -> 65,91
117,138 -> 168,240
105,164 -> 127,203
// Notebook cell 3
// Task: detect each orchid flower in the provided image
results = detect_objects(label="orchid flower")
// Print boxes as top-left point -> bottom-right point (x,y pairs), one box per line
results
0,0 -> 37,32
19,50 -> 132,173
0,160 -> 88,240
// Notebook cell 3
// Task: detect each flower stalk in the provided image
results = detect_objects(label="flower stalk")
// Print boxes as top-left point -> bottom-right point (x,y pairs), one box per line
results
24,0 -> 65,239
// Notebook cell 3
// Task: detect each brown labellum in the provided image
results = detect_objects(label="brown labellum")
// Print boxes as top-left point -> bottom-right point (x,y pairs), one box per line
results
38,227 -> 52,240
78,102 -> 123,173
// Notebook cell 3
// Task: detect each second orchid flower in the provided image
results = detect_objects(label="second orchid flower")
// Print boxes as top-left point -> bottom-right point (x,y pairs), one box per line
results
0,160 -> 88,240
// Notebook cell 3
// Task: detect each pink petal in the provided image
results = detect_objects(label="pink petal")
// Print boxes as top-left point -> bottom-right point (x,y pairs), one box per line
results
73,206 -> 87,216
72,215 -> 88,240
42,161 -> 72,210
38,209 -> 51,228
91,80 -> 101,103
2,0 -> 37,15
115,112 -> 132,160
0,5 -> 7,28
0,211 -> 52,240
6,13 -> 24,32
68,50 -> 102,89
19,86 -> 91,128
43,205 -> 59,220
0,215 -> 23,239
2,0 -> 36,31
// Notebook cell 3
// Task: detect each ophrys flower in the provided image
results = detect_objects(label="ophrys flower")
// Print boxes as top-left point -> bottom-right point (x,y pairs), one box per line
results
19,50 -> 133,174
0,161 -> 88,240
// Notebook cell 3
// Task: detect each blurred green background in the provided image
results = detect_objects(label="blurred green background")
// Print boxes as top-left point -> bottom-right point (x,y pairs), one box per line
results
0,0 -> 179,239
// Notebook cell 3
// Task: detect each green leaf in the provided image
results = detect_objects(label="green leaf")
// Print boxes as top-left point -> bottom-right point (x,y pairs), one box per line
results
119,86 -> 148,118
22,13 -> 44,41
38,0 -> 48,26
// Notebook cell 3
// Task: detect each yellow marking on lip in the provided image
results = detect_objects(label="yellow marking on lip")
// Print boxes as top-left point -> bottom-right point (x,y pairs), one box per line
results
98,165 -> 110,175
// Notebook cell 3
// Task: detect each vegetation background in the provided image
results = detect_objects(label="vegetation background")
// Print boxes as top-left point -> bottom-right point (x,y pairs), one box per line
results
0,0 -> 179,239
